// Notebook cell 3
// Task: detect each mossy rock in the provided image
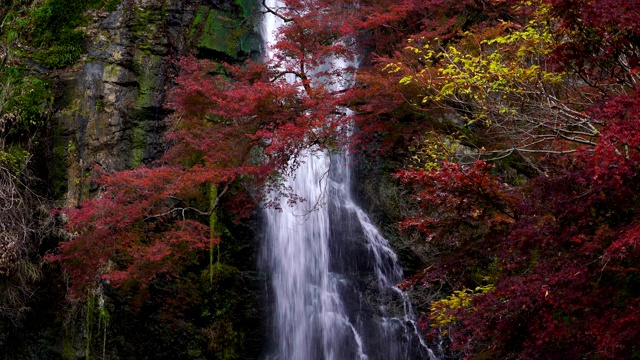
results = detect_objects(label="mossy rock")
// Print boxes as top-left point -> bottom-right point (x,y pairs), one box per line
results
190,3 -> 261,62
133,50 -> 164,109
4,0 -> 123,69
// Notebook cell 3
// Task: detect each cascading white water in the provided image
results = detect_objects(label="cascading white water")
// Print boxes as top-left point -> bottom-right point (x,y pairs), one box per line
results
261,1 -> 436,359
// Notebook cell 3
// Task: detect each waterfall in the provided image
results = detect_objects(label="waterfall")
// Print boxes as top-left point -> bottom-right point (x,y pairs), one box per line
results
261,1 -> 436,359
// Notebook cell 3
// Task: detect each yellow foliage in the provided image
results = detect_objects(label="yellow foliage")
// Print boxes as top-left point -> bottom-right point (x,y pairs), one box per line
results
409,132 -> 461,171
381,0 -> 605,162
429,283 -> 495,330
387,0 -> 565,125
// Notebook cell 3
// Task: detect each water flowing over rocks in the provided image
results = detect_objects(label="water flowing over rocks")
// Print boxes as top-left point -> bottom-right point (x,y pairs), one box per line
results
260,2 -> 435,358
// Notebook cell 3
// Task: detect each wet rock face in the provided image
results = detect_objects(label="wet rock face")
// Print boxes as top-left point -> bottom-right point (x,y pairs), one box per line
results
54,0 -> 261,205
0,2 -> 265,358
55,0 -> 190,205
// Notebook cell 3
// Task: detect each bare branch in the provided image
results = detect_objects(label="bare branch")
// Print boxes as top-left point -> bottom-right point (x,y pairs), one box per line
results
144,179 -> 234,221
261,0 -> 293,23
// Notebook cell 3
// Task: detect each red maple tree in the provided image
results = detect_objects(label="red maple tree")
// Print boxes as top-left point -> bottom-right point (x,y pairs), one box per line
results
48,0 -> 365,298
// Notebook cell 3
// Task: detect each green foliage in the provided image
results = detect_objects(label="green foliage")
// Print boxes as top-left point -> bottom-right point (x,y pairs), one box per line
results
203,319 -> 242,360
26,0 -> 90,68
0,71 -> 52,135
0,146 -> 29,173
28,0 -> 113,45
32,30 -> 85,69
3,0 -> 122,68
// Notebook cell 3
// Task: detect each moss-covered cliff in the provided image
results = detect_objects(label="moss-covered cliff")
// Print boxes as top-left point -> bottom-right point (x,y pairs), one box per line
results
0,1 -> 265,358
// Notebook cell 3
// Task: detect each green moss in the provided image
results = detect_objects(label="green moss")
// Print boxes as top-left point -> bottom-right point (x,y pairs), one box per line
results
133,50 -> 163,108
202,263 -> 240,290
0,70 -> 52,135
105,63 -> 119,77
62,336 -> 74,360
50,126 -> 69,199
188,6 -> 208,40
235,0 -> 259,18
190,4 -> 261,61
237,32 -> 261,58
130,3 -> 166,54
3,0 -> 121,69
83,290 -> 110,360
104,0 -> 121,11
192,6 -> 207,27
3,29 -> 19,44
130,126 -> 146,167
199,9 -> 239,57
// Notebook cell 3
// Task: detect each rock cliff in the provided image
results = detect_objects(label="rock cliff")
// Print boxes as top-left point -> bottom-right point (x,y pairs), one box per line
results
49,0 -> 261,206
0,1 -> 265,358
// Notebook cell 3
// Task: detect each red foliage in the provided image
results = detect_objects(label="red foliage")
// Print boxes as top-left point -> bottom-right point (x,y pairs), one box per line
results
352,0 -> 513,54
382,1 -> 640,356
367,0 -> 640,357
550,0 -> 640,86
400,88 -> 640,358
340,0 -> 519,159
47,165 -> 216,296
49,0 -> 368,298
395,161 -> 519,297
396,161 -> 518,236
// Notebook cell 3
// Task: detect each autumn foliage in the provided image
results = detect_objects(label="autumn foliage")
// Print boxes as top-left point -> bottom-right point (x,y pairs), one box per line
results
47,0 -> 640,357
48,0 -> 362,298
390,0 -> 640,358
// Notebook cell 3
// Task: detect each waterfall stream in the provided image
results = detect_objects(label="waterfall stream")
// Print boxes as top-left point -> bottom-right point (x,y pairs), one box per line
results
261,2 -> 436,359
